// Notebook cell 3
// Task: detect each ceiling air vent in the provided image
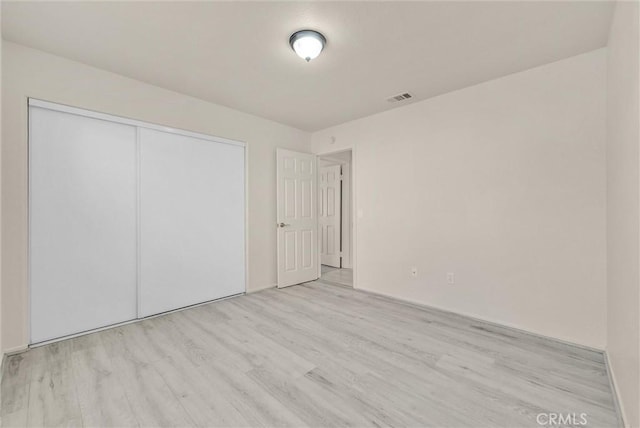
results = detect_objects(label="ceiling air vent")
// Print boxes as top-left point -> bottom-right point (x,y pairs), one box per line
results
387,92 -> 413,103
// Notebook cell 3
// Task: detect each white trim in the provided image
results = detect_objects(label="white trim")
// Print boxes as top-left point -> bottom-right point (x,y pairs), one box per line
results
244,143 -> 250,296
0,354 -> 4,393
340,162 -> 352,268
248,283 -> 277,294
2,345 -> 29,356
316,155 -> 322,280
604,351 -> 627,427
28,98 -> 245,148
315,147 -> 357,289
356,286 -> 606,353
135,127 -> 142,317
321,155 -> 348,165
27,97 -> 33,344
317,157 -> 352,269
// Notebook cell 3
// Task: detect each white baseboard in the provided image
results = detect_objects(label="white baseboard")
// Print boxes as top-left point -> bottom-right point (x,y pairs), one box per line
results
0,344 -> 30,388
2,280 -> 622,427
354,285 -> 629,426
354,286 -> 605,354
247,283 -> 277,293
604,350 -> 627,428
0,353 -> 4,391
4,345 -> 29,356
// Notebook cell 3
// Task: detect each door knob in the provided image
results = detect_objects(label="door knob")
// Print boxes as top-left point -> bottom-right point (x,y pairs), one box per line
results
277,222 -> 291,228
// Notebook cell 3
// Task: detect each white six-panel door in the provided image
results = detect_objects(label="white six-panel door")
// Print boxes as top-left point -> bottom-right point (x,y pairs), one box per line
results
276,149 -> 318,288
319,165 -> 342,268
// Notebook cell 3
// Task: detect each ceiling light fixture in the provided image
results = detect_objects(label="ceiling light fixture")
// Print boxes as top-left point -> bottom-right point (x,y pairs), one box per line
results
289,30 -> 326,62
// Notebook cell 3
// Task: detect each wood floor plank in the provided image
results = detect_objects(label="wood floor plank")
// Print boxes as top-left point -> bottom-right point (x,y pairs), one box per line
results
149,310 -> 309,427
69,332 -> 139,427
99,327 -> 196,427
1,282 -> 621,427
25,341 -> 83,427
245,366 -> 375,427
1,352 -> 32,428
123,320 -> 251,428
224,291 -> 560,426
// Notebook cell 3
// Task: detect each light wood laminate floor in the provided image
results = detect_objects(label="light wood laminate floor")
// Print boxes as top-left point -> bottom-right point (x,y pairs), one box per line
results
1,282 -> 619,427
320,265 -> 353,287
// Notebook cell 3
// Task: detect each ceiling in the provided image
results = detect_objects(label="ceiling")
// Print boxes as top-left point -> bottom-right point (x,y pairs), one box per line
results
2,1 -> 614,131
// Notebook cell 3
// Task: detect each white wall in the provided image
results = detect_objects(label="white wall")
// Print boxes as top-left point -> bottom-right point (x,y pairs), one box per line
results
605,2 -> 640,426
312,50 -> 607,349
1,41 -> 310,353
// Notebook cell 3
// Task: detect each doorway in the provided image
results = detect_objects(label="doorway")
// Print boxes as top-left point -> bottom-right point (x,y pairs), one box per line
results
318,150 -> 353,287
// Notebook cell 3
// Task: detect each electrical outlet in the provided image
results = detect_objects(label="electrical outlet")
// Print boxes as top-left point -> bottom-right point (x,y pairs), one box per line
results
447,272 -> 455,284
411,267 -> 418,278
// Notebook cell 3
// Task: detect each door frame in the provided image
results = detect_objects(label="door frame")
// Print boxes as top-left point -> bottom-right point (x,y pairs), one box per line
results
318,163 -> 342,268
315,147 -> 358,289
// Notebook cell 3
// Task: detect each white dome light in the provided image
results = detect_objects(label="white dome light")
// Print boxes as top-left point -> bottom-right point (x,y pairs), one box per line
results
289,30 -> 326,62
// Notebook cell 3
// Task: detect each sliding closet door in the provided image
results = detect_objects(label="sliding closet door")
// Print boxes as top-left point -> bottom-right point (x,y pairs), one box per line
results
29,106 -> 137,343
139,128 -> 245,317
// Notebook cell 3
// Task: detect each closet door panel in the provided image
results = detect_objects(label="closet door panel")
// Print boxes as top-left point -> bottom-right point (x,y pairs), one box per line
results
139,128 -> 245,317
29,106 -> 137,343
